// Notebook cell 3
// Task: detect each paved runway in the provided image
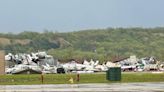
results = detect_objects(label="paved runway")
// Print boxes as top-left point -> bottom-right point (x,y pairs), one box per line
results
0,82 -> 163,92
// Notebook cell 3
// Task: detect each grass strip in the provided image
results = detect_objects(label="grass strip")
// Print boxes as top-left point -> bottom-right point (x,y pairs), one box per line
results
0,73 -> 164,85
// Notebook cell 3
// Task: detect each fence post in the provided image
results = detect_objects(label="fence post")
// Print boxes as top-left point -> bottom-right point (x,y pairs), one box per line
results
41,72 -> 44,84
76,73 -> 80,82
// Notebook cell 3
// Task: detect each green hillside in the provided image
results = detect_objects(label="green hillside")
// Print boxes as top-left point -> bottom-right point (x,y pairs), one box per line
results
0,27 -> 164,62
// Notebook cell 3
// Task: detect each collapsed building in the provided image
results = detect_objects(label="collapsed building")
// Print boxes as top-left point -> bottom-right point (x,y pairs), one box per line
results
5,52 -> 58,74
5,52 -> 164,74
111,56 -> 162,72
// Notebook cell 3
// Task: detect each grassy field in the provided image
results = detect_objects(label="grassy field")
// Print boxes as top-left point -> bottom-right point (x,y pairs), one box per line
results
0,72 -> 164,85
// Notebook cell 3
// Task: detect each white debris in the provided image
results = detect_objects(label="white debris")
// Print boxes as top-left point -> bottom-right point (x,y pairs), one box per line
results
5,51 -> 58,74
5,53 -> 164,74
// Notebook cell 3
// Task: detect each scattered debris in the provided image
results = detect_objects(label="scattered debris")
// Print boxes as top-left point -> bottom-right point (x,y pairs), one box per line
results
5,51 -> 58,74
5,53 -> 164,74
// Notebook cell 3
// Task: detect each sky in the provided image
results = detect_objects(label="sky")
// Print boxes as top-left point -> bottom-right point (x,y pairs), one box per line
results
0,0 -> 164,33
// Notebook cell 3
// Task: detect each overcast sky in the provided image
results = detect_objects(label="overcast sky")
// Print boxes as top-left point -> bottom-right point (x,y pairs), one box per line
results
0,0 -> 164,33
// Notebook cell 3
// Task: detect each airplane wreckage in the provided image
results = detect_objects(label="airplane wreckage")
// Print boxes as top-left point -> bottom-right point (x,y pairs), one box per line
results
5,52 -> 164,74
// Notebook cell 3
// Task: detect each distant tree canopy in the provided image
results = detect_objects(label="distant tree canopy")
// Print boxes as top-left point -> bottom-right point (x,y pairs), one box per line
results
0,27 -> 164,62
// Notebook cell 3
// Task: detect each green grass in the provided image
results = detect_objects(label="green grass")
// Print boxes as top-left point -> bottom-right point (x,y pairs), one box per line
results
0,73 -> 164,85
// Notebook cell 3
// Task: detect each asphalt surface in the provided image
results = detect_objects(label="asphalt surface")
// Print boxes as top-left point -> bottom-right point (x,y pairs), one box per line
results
0,82 -> 163,92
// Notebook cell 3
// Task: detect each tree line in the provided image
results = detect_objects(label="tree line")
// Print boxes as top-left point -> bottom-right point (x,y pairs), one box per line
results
0,27 -> 164,62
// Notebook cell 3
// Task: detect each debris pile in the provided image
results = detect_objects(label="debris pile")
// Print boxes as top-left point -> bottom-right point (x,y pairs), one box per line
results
5,53 -> 164,74
5,52 -> 57,74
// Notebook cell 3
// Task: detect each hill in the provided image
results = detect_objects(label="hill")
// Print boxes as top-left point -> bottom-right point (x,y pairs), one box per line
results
0,27 -> 164,62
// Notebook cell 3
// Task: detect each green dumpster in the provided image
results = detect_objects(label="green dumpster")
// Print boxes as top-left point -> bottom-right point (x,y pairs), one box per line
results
106,67 -> 121,81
